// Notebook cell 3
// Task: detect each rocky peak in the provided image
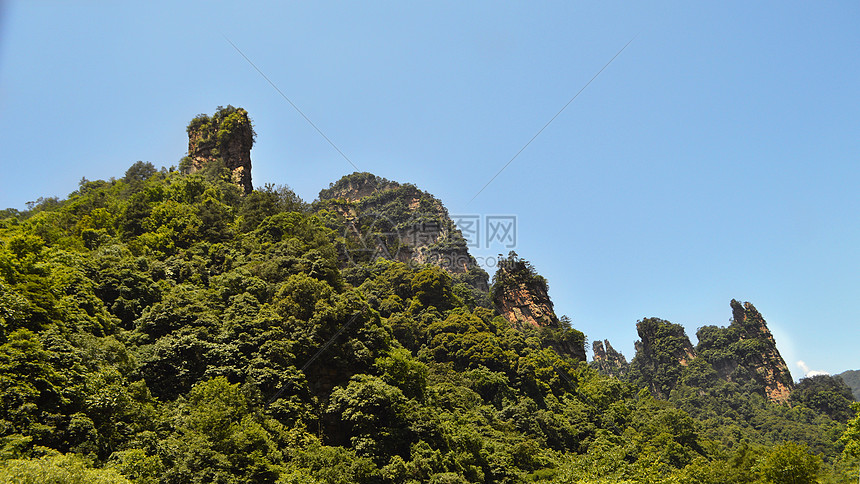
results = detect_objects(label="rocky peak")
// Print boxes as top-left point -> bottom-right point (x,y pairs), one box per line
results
318,172 -> 398,202
317,172 -> 488,288
638,318 -> 697,366
629,318 -> 697,398
624,300 -> 794,403
491,253 -> 558,329
731,299 -> 773,341
729,300 -> 794,402
182,106 -> 255,194
491,252 -> 586,361
694,300 -> 794,402
592,339 -> 629,379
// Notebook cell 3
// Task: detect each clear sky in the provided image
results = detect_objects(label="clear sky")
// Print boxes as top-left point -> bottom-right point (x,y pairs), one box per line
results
1,1 -> 857,377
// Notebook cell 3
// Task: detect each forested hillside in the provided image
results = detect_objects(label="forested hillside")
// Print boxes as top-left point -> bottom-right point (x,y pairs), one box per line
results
0,108 -> 858,483
837,370 -> 860,401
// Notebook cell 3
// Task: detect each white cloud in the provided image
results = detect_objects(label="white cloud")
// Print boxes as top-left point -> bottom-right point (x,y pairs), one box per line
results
797,360 -> 829,378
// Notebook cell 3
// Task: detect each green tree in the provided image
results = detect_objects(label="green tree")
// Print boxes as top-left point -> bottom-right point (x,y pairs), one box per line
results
754,441 -> 821,484
411,266 -> 454,311
0,452 -> 131,483
790,375 -> 855,422
124,161 -> 157,184
0,329 -> 67,440
375,347 -> 428,401
840,402 -> 860,461
327,374 -> 413,462
157,377 -> 284,483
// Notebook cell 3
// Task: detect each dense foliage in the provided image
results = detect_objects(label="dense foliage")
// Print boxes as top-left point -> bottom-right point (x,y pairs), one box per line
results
627,318 -> 694,398
0,159 -> 858,483
790,376 -> 856,423
180,106 -> 256,174
837,370 -> 860,401
490,252 -> 549,304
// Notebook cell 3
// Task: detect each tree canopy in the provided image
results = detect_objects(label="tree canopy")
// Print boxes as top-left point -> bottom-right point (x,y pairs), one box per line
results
0,160 -> 855,482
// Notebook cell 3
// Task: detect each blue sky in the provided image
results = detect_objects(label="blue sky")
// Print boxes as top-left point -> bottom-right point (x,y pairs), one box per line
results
1,1 -> 857,376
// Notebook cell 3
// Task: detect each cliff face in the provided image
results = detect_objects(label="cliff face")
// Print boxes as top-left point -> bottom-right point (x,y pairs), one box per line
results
183,106 -> 254,194
628,318 -> 697,398
318,172 -> 488,289
696,300 -> 794,403
493,278 -> 558,329
491,254 -> 586,361
625,300 -> 794,403
592,339 -> 629,379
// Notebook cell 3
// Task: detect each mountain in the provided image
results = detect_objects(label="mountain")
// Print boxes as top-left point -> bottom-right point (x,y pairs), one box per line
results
316,172 -> 488,291
837,369 -> 860,400
698,299 -> 794,402
490,252 -> 560,329
591,339 -> 629,379
0,106 -> 856,482
608,300 -> 794,403
491,252 -> 586,361
627,317 -> 697,399
180,105 -> 255,194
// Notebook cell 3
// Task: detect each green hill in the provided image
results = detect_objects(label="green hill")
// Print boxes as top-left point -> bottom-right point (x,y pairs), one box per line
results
837,370 -> 860,401
0,107 -> 857,483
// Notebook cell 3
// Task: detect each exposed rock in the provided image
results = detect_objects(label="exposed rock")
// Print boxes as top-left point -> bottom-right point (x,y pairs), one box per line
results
318,172 -> 487,289
717,299 -> 794,403
696,300 -> 794,403
734,300 -> 794,403
625,300 -> 794,403
183,106 -> 254,194
491,253 -> 586,361
592,339 -> 629,379
494,281 -> 557,329
628,318 -> 697,398
492,255 -> 557,329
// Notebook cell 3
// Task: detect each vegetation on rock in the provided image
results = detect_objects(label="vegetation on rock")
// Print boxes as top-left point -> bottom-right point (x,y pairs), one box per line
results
183,106 -> 255,194
0,109 -> 858,482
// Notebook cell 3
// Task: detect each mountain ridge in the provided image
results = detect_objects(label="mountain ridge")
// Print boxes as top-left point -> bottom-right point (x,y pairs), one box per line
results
0,106 -> 856,482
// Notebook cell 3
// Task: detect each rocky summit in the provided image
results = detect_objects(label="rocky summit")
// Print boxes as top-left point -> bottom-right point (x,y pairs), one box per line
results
1,106 -> 855,481
600,299 -> 795,403
182,106 -> 254,194
317,172 -> 488,287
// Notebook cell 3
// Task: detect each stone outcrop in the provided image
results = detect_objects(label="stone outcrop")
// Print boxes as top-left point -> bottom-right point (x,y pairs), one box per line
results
696,300 -> 794,403
318,172 -> 486,288
628,318 -> 697,398
592,339 -> 629,379
183,106 -> 254,194
494,279 -> 558,329
636,318 -> 697,366
492,256 -> 557,329
625,300 -> 795,403
491,254 -> 586,361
